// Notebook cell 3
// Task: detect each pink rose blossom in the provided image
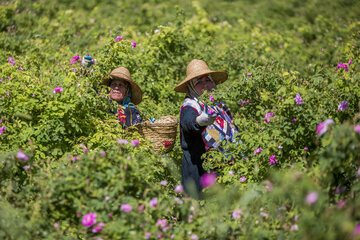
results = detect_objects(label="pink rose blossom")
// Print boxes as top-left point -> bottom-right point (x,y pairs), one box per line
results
118,139 -> 128,144
69,55 -> 80,65
53,86 -> 63,94
355,125 -> 360,134
254,148 -> 263,155
145,233 -> 151,239
294,93 -> 303,104
82,213 -> 97,227
190,234 -> 198,240
138,205 -> 144,211
121,204 -> 132,212
19,66 -> 23,70
264,112 -> 275,123
269,155 -> 278,165
353,224 -> 360,236
290,224 -> 299,231
174,185 -> 183,193
240,177 -> 246,182
248,73 -> 252,76
0,126 -> 5,136
305,191 -> 318,205
200,172 -> 217,187
131,41 -> 136,48
348,60 -> 352,65
131,140 -> 140,146
337,199 -> 346,209
16,150 -> 29,161
316,119 -> 334,136
92,222 -> 104,233
115,36 -> 123,42
160,180 -> 168,186
149,198 -> 158,208
338,101 -> 348,111
8,57 -> 16,65
209,94 -> 214,102
304,147 -> 308,150
232,209 -> 242,219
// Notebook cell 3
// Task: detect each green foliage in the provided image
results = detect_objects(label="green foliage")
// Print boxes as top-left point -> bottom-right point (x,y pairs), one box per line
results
1,0 -> 360,239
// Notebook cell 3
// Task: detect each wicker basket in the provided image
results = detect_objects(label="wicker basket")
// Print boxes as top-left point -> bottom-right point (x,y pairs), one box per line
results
131,115 -> 178,153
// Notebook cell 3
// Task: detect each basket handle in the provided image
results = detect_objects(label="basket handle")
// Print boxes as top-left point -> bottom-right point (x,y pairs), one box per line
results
136,107 -> 152,122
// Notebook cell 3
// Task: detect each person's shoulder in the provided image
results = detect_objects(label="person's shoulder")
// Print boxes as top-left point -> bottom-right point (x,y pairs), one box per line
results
181,97 -> 201,113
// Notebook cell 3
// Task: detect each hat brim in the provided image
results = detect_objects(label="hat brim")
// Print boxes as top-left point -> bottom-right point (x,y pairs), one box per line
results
102,76 -> 142,105
174,70 -> 228,93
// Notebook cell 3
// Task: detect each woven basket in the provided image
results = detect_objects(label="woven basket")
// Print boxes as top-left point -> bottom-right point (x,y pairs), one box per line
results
131,115 -> 178,153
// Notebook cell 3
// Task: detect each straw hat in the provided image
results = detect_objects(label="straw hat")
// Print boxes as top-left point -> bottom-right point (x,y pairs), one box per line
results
102,67 -> 142,105
174,59 -> 228,93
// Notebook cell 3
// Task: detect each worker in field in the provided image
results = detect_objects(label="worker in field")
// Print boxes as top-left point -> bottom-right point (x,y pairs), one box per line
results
82,55 -> 143,128
174,59 -> 239,198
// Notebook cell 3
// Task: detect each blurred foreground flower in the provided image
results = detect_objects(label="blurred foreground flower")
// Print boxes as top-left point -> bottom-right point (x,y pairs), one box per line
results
305,191 -> 318,205
355,125 -> 360,134
232,209 -> 242,219
264,113 -> 275,123
131,140 -> 140,146
337,62 -> 349,71
353,224 -> 360,236
254,148 -> 263,155
294,93 -> 303,104
316,119 -> 334,136
121,204 -> 132,212
191,234 -> 198,240
82,213 -> 97,227
118,139 -> 128,144
8,57 -> 16,65
92,222 -> 104,233
53,87 -> 63,94
200,172 -> 217,187
69,55 -> 80,65
338,101 -> 348,111
269,155 -> 278,165
0,126 -> 5,135
174,185 -> 183,193
16,150 -> 29,161
149,198 -> 158,208
115,36 -> 123,42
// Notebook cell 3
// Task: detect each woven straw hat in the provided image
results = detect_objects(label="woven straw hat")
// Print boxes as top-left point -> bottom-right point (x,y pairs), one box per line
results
174,59 -> 228,93
102,67 -> 142,105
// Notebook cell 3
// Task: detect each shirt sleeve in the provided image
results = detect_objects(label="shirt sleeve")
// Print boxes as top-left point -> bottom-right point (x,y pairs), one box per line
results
180,107 -> 205,134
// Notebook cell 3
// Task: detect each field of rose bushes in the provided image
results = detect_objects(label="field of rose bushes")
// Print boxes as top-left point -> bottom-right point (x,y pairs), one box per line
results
1,0 -> 360,239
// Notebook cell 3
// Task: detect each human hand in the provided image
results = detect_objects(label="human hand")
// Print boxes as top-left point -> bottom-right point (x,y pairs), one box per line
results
196,111 -> 217,126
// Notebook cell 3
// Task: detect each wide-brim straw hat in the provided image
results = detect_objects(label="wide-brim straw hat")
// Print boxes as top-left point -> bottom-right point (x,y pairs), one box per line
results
102,67 -> 142,105
174,59 -> 228,93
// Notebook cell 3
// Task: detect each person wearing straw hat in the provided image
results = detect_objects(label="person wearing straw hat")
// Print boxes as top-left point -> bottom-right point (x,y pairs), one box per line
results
175,59 -> 239,197
102,67 -> 143,128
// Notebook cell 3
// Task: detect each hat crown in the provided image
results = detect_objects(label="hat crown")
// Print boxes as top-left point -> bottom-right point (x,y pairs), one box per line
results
110,67 -> 131,79
186,59 -> 210,79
